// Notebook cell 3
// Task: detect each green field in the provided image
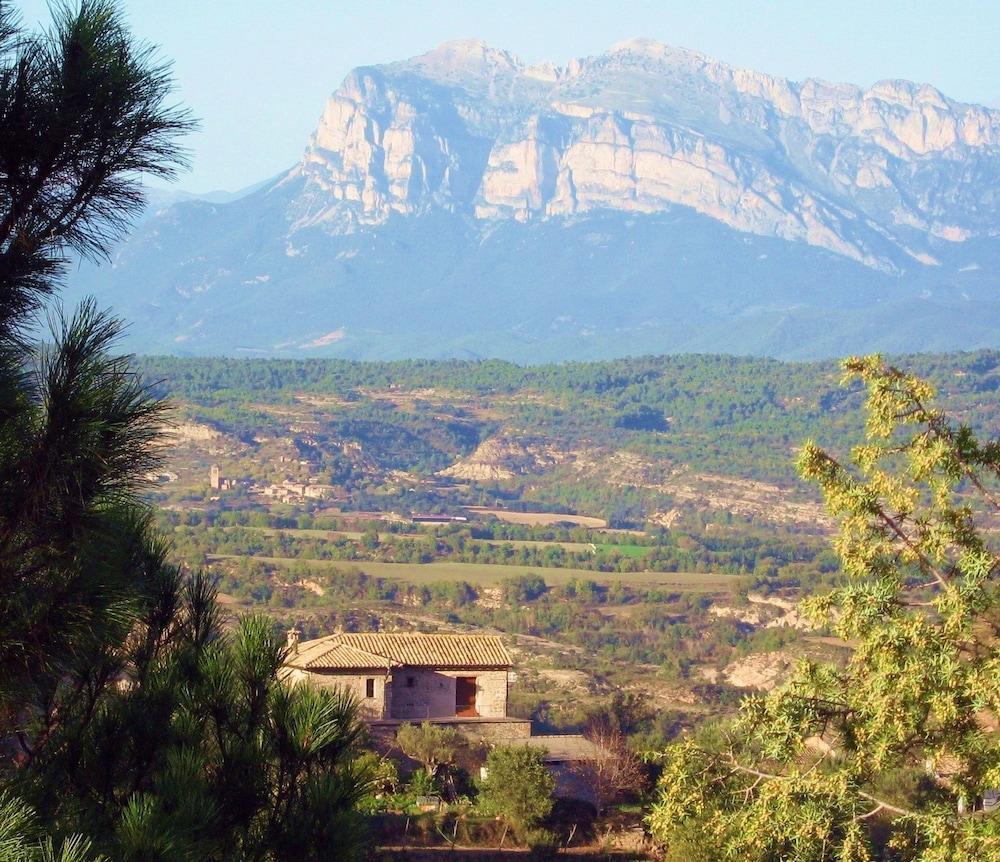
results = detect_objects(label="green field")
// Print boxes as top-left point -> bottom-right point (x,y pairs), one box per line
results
215,527 -> 647,556
255,530 -> 602,552
215,525 -> 366,540
595,543 -> 650,558
207,554 -> 739,591
485,539 -> 597,552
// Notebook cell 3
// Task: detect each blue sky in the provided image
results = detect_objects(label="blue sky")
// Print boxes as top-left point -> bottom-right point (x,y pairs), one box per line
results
17,0 -> 1000,192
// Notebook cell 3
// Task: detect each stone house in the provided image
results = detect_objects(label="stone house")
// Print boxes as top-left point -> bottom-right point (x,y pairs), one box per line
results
282,632 -> 526,737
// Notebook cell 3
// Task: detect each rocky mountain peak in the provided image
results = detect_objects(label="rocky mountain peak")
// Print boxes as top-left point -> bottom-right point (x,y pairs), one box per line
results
63,42 -> 1000,360
605,36 -> 712,68
293,40 -> 998,271
399,38 -> 524,83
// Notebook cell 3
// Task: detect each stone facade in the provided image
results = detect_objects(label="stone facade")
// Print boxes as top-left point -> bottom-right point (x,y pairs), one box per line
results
388,669 -> 507,720
287,668 -> 390,720
285,667 -> 508,722
282,632 -> 611,806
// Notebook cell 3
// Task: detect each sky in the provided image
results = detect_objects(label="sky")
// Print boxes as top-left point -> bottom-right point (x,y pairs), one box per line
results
16,0 -> 1000,193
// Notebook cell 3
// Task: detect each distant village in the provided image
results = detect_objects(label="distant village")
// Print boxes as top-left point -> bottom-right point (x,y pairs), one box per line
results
208,462 -> 337,503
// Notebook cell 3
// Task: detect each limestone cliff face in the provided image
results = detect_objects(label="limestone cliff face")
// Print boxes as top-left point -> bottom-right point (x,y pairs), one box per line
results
287,38 -> 999,271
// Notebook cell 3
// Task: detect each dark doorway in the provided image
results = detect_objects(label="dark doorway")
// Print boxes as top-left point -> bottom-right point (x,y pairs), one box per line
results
455,676 -> 477,716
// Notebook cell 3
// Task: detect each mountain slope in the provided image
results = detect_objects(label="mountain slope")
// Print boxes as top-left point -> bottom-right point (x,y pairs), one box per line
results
65,39 -> 1000,360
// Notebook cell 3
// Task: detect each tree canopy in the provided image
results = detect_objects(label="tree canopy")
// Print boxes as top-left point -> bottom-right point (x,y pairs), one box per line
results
0,4 -> 372,859
478,745 -> 555,839
649,356 -> 1000,860
396,721 -> 461,779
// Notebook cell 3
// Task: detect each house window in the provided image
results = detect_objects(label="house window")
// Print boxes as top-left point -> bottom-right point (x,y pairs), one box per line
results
365,678 -> 375,698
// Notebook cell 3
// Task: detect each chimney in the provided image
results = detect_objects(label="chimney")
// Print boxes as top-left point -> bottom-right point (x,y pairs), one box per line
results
286,627 -> 300,654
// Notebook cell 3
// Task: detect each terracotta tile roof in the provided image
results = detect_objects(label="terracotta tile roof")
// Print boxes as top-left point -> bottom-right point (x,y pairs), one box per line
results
296,640 -> 391,670
291,632 -> 511,670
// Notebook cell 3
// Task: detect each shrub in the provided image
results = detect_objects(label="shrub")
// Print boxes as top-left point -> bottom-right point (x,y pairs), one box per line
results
406,767 -> 438,797
478,745 -> 555,839
525,827 -> 561,861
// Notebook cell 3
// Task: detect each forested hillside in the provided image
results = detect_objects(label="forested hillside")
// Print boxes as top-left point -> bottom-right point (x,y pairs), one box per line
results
139,350 -> 1000,519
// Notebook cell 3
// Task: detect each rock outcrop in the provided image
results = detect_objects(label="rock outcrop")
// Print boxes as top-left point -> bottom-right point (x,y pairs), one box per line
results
290,38 -> 999,271
439,434 -> 569,481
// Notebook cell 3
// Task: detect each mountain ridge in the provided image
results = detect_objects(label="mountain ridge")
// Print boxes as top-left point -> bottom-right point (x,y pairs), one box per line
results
295,37 -> 996,267
63,39 -> 1000,360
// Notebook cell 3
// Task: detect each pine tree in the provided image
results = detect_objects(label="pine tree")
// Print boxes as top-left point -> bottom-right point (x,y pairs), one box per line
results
0,4 -> 372,859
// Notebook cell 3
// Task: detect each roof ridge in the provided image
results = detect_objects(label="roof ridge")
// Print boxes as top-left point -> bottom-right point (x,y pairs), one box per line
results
339,632 -> 504,637
333,632 -> 511,667
292,631 -> 511,670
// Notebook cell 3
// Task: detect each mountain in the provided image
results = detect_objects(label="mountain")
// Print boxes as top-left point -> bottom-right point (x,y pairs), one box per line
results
64,39 -> 1000,360
140,177 -> 277,210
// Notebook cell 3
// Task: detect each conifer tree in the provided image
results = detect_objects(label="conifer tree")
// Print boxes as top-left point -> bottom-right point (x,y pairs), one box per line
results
0,4 -> 372,859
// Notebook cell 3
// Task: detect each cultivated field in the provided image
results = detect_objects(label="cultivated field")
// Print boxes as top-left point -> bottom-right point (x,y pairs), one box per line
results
217,526 -> 366,540
214,526 -> 646,555
484,539 -> 598,552
463,507 -> 608,528
206,554 -> 739,591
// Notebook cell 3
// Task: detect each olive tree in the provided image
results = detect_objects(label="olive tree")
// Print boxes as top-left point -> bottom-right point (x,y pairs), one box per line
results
396,721 -> 461,779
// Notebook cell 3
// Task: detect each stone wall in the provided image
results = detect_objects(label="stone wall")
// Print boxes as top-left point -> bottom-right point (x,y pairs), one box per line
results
389,669 -> 507,720
286,667 -> 509,722
368,718 -> 531,746
287,668 -> 389,719
456,718 -> 531,741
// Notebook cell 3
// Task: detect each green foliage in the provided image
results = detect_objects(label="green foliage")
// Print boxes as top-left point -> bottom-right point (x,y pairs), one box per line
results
406,768 -> 438,797
137,350 -> 1000,497
649,357 -> 1000,860
0,0 -> 191,714
0,0 -> 192,331
0,792 -> 105,862
0,4 -> 372,860
524,827 -> 561,861
503,574 -> 548,602
657,817 -> 725,862
478,746 -> 555,839
396,722 -> 461,777
0,302 -> 168,708
9,574 -> 374,861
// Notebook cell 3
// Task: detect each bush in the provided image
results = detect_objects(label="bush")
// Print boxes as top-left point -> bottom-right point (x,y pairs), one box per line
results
525,827 -> 561,860
406,767 -> 438,797
478,745 -> 555,839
